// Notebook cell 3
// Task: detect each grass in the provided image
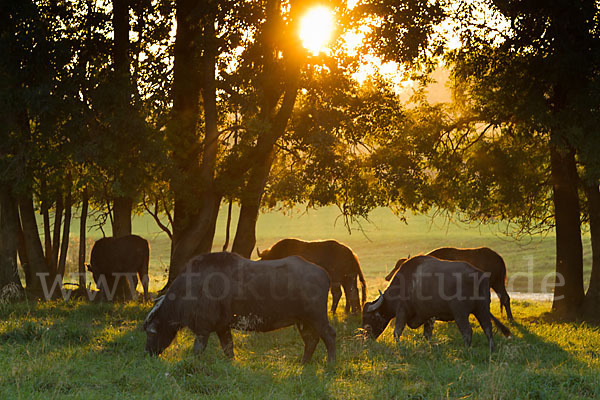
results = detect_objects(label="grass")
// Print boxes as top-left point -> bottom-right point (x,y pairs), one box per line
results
0,298 -> 599,399
6,206 -> 599,398
59,204 -> 592,294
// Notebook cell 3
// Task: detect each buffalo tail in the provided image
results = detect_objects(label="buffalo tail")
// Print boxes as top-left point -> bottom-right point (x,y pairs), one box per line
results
490,313 -> 512,337
358,268 -> 366,306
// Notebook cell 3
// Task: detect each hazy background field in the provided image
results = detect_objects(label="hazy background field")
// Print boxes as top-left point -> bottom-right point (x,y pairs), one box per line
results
55,204 -> 593,296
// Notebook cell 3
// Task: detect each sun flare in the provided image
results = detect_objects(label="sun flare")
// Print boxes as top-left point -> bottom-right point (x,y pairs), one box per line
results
299,6 -> 335,55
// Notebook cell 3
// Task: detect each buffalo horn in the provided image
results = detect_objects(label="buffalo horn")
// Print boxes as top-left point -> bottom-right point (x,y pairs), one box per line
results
365,292 -> 384,312
143,295 -> 165,328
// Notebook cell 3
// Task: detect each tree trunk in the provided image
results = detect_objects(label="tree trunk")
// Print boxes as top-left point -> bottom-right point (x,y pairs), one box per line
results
111,0 -> 134,239
222,199 -> 233,251
41,180 -> 53,271
165,3 -> 222,287
228,61 -> 300,258
232,147 -> 276,258
112,196 -> 132,237
57,186 -> 72,278
18,192 -> 52,297
78,188 -> 88,290
51,191 -> 63,272
17,213 -> 31,288
222,31 -> 301,257
167,193 -> 221,284
168,0 -> 204,257
550,143 -> 585,315
582,179 -> 600,319
113,0 -> 130,87
0,183 -> 24,293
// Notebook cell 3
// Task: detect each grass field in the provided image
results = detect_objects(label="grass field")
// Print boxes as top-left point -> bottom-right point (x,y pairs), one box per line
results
1,299 -> 599,399
60,204 -> 593,295
5,206 -> 599,398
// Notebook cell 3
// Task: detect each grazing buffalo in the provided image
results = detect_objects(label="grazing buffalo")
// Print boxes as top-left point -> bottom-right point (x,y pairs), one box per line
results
257,238 -> 366,314
143,252 -> 336,364
385,247 -> 513,320
88,234 -> 149,301
363,255 -> 511,352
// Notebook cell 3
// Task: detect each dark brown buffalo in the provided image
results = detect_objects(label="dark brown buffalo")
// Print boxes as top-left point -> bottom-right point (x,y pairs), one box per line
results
88,234 -> 149,301
385,247 -> 513,320
143,252 -> 336,364
363,255 -> 511,352
257,238 -> 366,314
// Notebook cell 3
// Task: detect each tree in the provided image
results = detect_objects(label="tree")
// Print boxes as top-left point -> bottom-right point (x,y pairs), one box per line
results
158,0 -> 450,285
0,0 -> 71,296
444,0 -> 600,316
0,185 -> 23,294
110,0 -> 134,237
0,0 -> 170,296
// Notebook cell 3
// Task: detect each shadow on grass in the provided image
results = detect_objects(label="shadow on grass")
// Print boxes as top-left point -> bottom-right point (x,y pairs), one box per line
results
499,320 -> 599,397
95,323 -> 340,397
0,300 -> 150,351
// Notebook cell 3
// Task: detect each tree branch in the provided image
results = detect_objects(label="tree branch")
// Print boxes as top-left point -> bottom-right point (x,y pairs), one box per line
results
142,196 -> 173,240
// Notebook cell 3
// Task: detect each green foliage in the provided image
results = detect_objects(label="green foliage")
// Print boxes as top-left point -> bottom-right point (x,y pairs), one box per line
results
0,299 -> 599,398
417,0 -> 600,235
352,0 -> 447,68
0,0 -> 177,241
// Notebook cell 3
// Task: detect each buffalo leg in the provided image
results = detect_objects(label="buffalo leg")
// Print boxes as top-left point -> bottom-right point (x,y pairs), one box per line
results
297,323 -> 319,364
98,275 -> 114,301
139,272 -> 149,301
492,285 -> 513,321
342,278 -> 360,314
330,283 -> 342,313
500,290 -> 513,321
126,273 -> 138,300
193,334 -> 209,355
474,309 -> 495,352
393,307 -> 407,342
217,329 -> 234,358
423,317 -> 435,341
453,313 -> 473,347
313,320 -> 336,364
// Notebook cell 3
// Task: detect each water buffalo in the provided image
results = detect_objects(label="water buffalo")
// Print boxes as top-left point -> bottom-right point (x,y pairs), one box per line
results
363,255 -> 511,352
385,247 -> 513,320
87,234 -> 149,301
143,252 -> 336,364
257,238 -> 366,314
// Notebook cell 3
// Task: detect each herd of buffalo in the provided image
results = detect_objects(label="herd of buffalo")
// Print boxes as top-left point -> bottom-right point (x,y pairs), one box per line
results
86,235 -> 514,364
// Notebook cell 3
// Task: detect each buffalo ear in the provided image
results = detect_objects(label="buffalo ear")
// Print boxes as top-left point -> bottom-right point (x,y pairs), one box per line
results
394,258 -> 407,270
146,321 -> 158,334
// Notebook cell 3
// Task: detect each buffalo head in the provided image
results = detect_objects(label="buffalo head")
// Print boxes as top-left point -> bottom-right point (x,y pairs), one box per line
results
143,296 -> 179,356
256,247 -> 270,259
361,291 -> 389,339
85,263 -> 100,285
384,257 -> 409,281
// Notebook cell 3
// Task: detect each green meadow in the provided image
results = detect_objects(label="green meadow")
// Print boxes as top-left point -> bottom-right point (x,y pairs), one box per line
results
1,300 -> 599,399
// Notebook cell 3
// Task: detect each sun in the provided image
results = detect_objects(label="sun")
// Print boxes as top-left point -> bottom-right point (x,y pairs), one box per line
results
299,6 -> 335,55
